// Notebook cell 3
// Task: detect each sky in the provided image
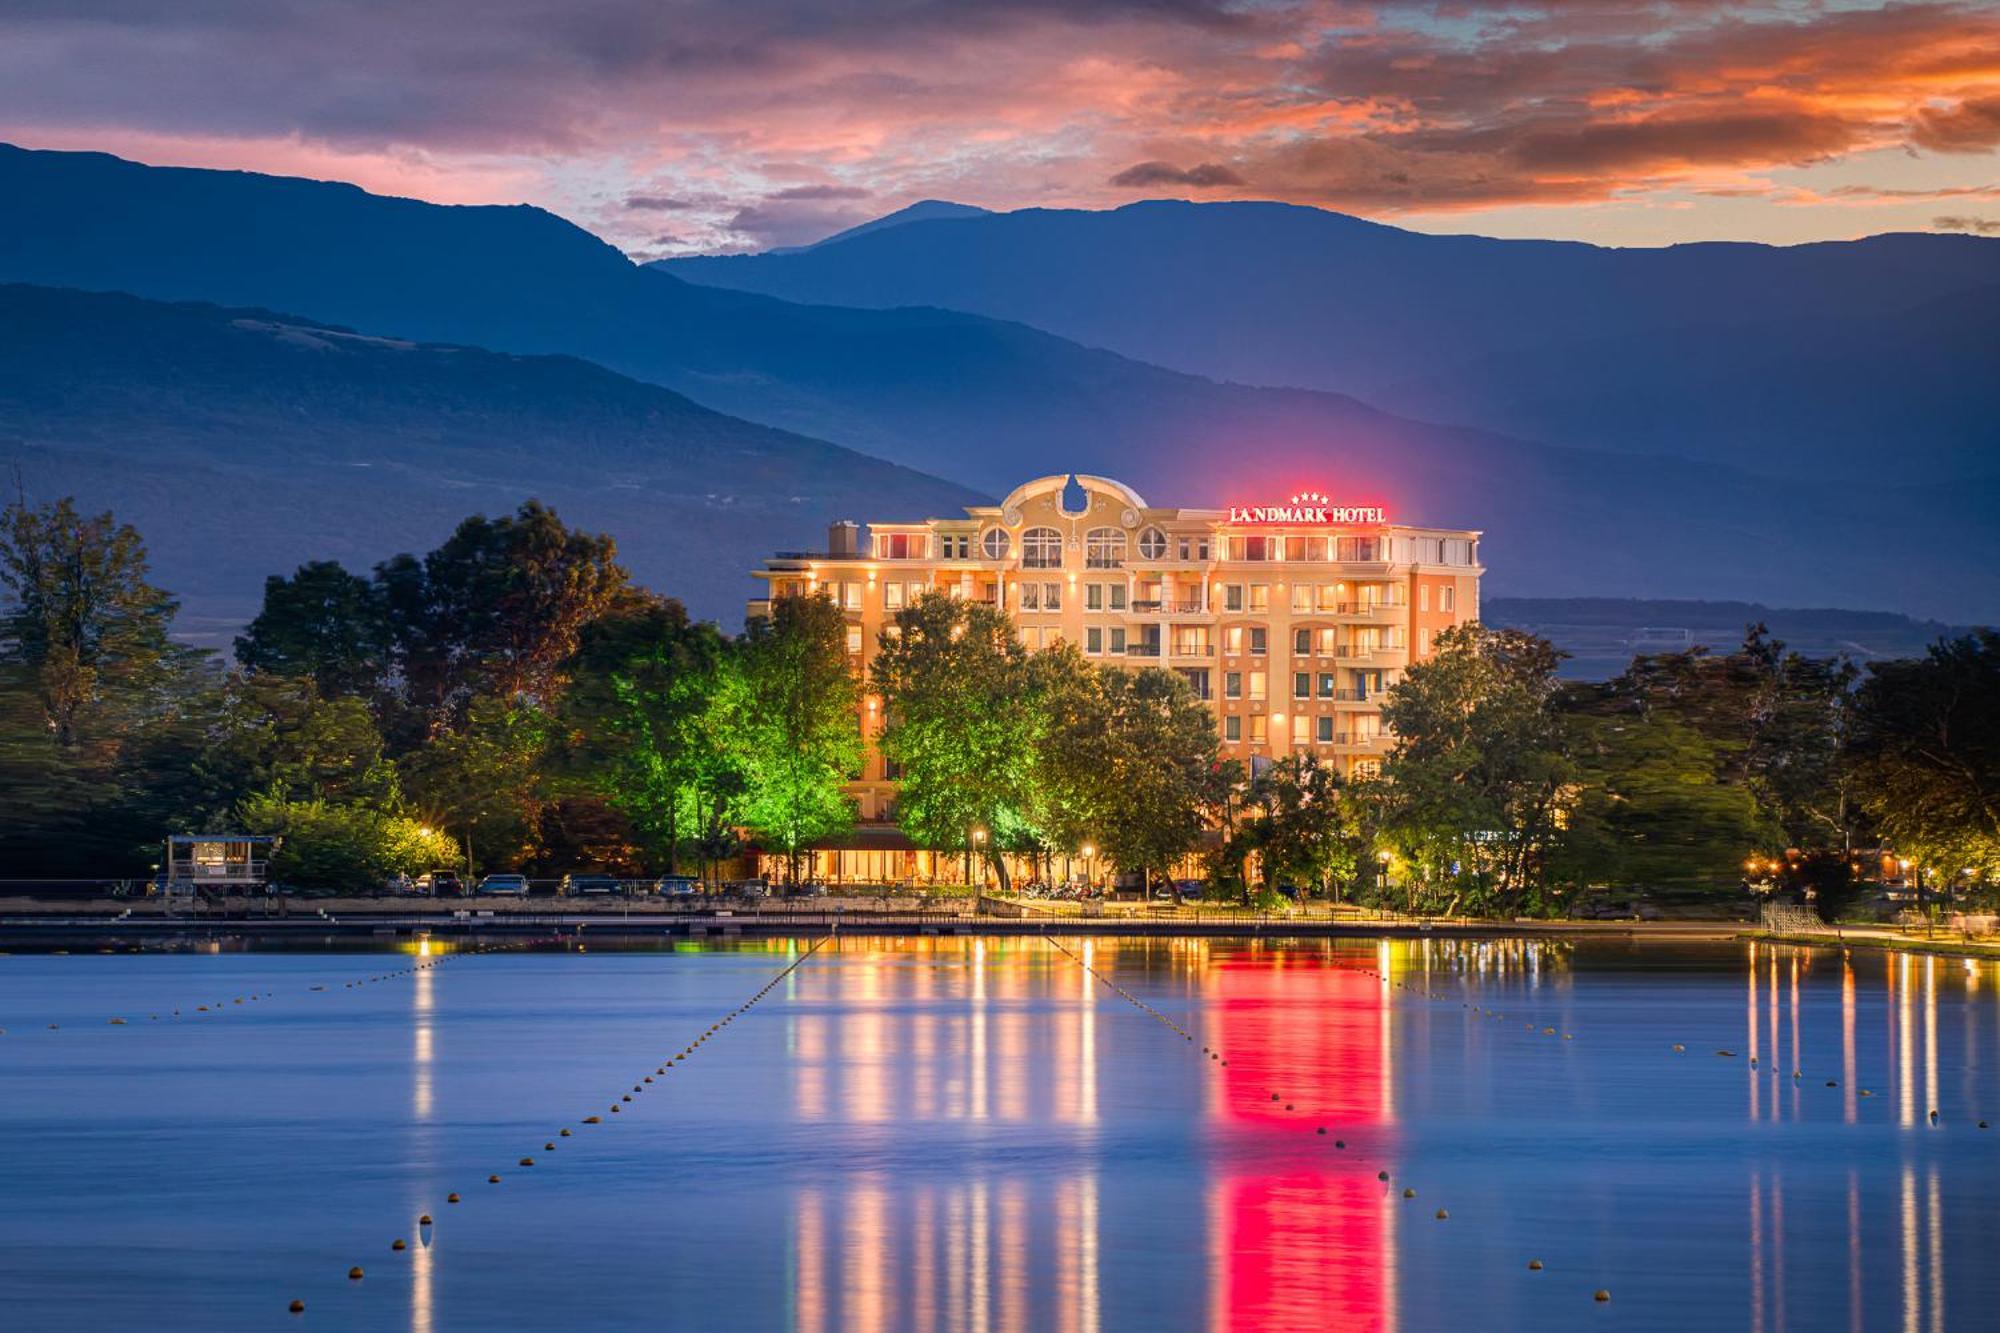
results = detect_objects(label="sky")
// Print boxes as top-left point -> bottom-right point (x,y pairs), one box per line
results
3,1 -> 1998,257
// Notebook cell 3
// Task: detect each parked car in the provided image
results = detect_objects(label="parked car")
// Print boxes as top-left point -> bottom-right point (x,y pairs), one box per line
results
417,871 -> 463,897
733,881 -> 769,902
383,873 -> 418,895
785,881 -> 828,899
560,873 -> 623,897
475,873 -> 530,897
653,876 -> 700,898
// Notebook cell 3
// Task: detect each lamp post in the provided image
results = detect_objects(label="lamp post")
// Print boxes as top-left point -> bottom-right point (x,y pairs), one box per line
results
1082,843 -> 1096,894
972,826 -> 989,892
1376,850 -> 1394,914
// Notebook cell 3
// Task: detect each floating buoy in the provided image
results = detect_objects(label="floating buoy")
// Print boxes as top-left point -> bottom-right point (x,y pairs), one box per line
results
1317,1127 -> 1327,1135
544,1142 -> 555,1151
1377,1170 -> 1390,1181
1527,1260 -> 1543,1271
1826,1080 -> 1838,1087
1594,1289 -> 1611,1303
583,1116 -> 601,1124
1979,1121 -> 1990,1129
1860,1089 -> 1874,1097
290,1299 -> 305,1313
348,1267 -> 364,1281
391,1239 -> 407,1252
1929,1110 -> 1939,1124
1717,1050 -> 1736,1058
108,1017 -> 126,1025
1403,1188 -> 1416,1199
1434,1209 -> 1448,1220
1270,1093 -> 1280,1101
519,1157 -> 535,1167
611,1105 -> 621,1113
447,1194 -> 460,1204
488,1175 -> 501,1183
1336,1140 -> 1346,1149
560,1129 -> 572,1137
419,1214 -> 432,1225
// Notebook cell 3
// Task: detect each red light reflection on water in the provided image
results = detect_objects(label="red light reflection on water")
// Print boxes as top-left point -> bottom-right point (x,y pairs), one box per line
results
1205,950 -> 1395,1332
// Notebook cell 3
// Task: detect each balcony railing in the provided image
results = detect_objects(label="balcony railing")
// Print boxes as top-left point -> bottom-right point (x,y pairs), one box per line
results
1334,600 -> 1406,616
1124,642 -> 1163,658
1131,599 -> 1205,615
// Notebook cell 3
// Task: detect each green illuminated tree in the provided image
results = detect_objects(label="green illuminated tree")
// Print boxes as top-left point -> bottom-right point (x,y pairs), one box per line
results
871,591 -> 1036,890
561,595 -> 734,874
1093,666 -> 1224,898
731,593 -> 861,884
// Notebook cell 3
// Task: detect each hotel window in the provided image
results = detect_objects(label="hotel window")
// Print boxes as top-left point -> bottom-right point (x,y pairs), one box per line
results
875,532 -> 926,559
1318,672 -> 1335,698
1248,714 -> 1268,744
1317,584 -> 1340,611
1248,584 -> 1269,612
933,534 -> 967,559
1242,535 -> 1271,561
1022,527 -> 1062,569
1085,527 -> 1126,569
1337,537 -> 1382,562
1224,715 -> 1241,742
1177,535 -> 1211,561
1085,627 -> 1103,655
1248,670 -> 1267,701
1293,672 -> 1310,700
1293,628 -> 1310,656
1291,584 -> 1313,613
1109,584 -> 1127,611
1224,626 -> 1244,655
1316,627 -> 1338,656
1285,536 -> 1313,562
981,527 -> 1010,561
1353,759 -> 1382,779
1109,627 -> 1127,654
1138,527 -> 1168,560
1440,586 -> 1455,613
1317,715 -> 1335,743
1224,585 -> 1244,612
1085,583 -> 1103,611
1042,582 -> 1062,611
883,582 -> 905,611
1179,669 -> 1211,700
1224,671 -> 1242,700
837,581 -> 862,610
1019,583 -> 1041,611
1291,714 -> 1310,745
1249,628 -> 1267,656
1172,627 -> 1211,657
845,626 -> 863,654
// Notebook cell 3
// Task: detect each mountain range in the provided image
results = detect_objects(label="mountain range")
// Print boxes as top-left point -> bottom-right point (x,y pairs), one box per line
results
663,199 -> 2000,484
0,143 -> 1995,624
0,283 -> 979,638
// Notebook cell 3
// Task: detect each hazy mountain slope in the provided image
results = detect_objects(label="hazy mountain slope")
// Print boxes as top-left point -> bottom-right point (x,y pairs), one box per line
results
0,284 -> 983,633
661,199 -> 2000,481
2,145 -> 1994,621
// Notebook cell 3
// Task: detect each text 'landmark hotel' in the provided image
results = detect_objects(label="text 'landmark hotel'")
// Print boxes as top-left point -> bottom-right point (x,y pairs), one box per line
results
750,475 -> 1482,872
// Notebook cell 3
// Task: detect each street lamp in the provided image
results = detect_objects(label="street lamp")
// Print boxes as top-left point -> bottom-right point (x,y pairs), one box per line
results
1081,843 -> 1096,891
970,825 -> 988,891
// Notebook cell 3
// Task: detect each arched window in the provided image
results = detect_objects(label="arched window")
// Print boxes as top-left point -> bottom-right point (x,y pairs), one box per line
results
1021,527 -> 1063,569
981,527 -> 1011,561
1085,526 -> 1126,569
1137,526 -> 1168,560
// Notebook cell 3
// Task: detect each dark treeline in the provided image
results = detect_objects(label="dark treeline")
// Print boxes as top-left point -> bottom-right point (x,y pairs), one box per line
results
1,495 -> 1994,914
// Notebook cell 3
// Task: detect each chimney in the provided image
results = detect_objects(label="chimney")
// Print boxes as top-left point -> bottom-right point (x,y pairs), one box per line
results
828,520 -> 860,557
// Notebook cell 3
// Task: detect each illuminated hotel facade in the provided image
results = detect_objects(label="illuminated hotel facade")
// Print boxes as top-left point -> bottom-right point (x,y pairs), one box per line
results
750,474 -> 1481,871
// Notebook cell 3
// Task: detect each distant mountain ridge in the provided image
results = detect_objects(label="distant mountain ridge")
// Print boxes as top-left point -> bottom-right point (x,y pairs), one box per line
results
661,198 -> 2000,483
0,283 -> 982,633
1,143 -> 1995,622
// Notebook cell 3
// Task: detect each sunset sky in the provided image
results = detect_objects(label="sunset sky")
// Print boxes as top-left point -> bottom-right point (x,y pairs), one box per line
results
5,1 -> 1998,256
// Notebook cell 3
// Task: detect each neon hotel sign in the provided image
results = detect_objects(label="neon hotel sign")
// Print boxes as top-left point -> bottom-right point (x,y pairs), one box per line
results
1226,491 -> 1386,525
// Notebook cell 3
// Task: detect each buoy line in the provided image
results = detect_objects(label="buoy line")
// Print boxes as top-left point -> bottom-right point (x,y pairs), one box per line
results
1041,934 -> 1613,1307
2,935 -> 559,1040
289,934 -> 834,1318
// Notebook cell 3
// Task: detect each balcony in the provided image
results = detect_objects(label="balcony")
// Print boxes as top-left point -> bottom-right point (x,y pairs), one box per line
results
1124,642 -> 1164,659
1334,600 -> 1406,617
1131,598 -> 1205,615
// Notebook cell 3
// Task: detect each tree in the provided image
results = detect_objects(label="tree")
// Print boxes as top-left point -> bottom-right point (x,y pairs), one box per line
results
871,592 -> 1037,890
1094,666 -> 1223,898
562,595 -> 736,874
234,560 -> 392,700
1845,631 -> 2000,891
0,497 -> 218,873
239,791 -> 458,891
399,696 -> 554,875
0,495 -> 191,748
199,675 -> 399,812
380,501 -> 628,726
1377,623 -> 1574,914
1228,753 -> 1363,903
1557,708 -> 1776,894
1021,642 -> 1116,868
732,593 -> 861,883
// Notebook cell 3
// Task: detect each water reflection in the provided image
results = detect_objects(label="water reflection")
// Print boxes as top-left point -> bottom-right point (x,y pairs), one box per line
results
410,949 -> 436,1333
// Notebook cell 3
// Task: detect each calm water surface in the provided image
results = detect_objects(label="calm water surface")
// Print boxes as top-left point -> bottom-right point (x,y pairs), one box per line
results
0,935 -> 1995,1331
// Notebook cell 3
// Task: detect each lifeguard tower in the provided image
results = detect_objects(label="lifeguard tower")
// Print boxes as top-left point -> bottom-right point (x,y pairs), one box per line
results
162,835 -> 278,896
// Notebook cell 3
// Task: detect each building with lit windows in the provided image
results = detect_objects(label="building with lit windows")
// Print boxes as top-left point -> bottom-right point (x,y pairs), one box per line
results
749,474 -> 1482,882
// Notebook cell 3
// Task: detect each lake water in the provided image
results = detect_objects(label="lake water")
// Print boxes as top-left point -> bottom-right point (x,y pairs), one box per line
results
1,935 -> 1995,1331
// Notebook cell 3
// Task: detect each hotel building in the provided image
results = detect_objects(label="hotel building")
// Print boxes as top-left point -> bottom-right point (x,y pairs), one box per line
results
749,474 -> 1481,876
